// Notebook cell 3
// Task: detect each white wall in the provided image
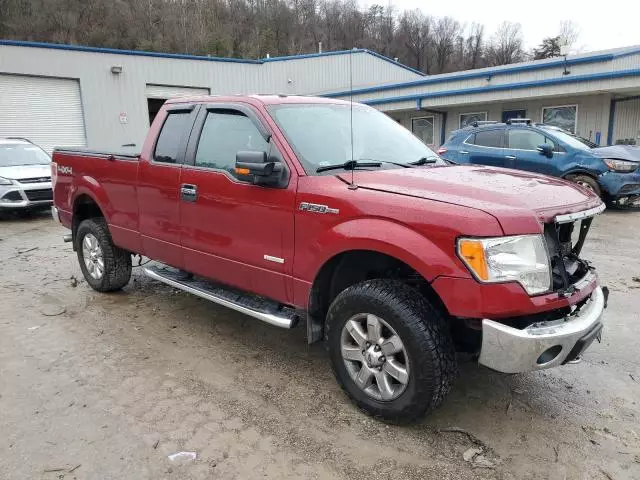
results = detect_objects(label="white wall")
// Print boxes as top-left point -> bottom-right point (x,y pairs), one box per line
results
0,44 -> 422,150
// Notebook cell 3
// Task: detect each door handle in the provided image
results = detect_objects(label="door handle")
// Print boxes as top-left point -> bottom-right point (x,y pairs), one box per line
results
180,184 -> 197,202
459,150 -> 469,154
505,155 -> 517,160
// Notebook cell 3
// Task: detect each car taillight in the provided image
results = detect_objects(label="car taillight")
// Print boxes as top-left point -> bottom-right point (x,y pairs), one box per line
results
51,162 -> 57,188
437,147 -> 448,155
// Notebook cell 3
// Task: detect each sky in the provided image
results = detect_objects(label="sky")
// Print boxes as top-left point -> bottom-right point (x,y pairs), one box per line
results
374,0 -> 640,52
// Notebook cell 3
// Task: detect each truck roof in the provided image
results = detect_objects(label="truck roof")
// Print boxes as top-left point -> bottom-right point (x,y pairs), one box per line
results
164,94 -> 351,106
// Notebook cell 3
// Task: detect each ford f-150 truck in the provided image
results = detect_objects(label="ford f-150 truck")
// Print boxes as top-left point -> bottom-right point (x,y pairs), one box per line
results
52,95 -> 608,422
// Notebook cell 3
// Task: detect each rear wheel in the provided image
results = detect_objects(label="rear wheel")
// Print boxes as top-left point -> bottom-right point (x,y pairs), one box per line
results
569,174 -> 602,198
76,218 -> 131,292
326,279 -> 457,423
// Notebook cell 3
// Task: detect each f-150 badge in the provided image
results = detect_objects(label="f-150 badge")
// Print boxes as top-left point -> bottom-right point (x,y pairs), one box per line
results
299,202 -> 339,214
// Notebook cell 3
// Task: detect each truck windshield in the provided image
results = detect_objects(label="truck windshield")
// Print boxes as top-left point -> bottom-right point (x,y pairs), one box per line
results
0,144 -> 51,166
267,103 -> 443,174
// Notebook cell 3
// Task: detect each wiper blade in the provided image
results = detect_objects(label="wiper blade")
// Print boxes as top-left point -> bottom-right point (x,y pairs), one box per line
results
316,159 -> 382,173
409,156 -> 439,166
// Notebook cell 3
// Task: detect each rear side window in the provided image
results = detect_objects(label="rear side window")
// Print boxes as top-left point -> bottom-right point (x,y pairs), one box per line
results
508,129 -> 553,151
195,110 -> 269,176
154,112 -> 192,163
468,130 -> 504,148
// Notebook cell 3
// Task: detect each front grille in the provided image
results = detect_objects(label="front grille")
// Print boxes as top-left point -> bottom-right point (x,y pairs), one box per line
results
18,176 -> 51,184
24,188 -> 53,201
1,191 -> 22,201
544,219 -> 592,294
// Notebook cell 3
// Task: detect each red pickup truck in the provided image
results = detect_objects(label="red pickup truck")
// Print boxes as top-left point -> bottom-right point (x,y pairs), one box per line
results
52,95 -> 607,422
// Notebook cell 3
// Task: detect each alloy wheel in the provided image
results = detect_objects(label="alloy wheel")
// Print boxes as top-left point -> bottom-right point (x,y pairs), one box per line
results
340,313 -> 410,401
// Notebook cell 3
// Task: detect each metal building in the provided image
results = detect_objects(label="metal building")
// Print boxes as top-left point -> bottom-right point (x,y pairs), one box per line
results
324,45 -> 640,147
1,39 -> 639,152
0,40 -> 422,152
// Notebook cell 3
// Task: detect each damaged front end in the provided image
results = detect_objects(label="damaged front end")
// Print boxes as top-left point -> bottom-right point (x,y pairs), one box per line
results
477,204 -> 608,374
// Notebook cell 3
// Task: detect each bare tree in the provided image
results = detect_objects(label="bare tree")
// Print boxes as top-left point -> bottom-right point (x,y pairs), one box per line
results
432,16 -> 460,73
487,21 -> 525,66
558,20 -> 579,49
0,0 -> 574,73
465,22 -> 484,69
397,9 -> 432,73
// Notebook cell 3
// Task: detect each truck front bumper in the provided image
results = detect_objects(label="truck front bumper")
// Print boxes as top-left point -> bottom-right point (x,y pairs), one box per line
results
478,286 -> 606,374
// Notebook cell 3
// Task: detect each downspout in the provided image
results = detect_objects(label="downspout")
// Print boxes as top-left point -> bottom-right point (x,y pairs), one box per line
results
441,111 -> 448,146
607,98 -> 616,146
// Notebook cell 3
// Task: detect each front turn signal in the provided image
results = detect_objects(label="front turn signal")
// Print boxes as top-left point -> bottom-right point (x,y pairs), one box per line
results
458,239 -> 488,281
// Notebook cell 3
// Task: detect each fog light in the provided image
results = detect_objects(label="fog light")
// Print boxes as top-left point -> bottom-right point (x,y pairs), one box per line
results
537,345 -> 563,365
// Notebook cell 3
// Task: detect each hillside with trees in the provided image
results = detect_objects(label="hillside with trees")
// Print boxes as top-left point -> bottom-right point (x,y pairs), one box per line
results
0,0 -> 577,74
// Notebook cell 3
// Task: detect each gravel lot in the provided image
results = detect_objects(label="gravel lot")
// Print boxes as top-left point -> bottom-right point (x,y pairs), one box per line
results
1,210 -> 639,480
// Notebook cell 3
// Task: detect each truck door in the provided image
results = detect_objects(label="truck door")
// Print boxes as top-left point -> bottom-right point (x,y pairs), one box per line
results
464,128 -> 507,168
138,104 -> 198,268
506,128 -> 556,176
178,104 -> 296,305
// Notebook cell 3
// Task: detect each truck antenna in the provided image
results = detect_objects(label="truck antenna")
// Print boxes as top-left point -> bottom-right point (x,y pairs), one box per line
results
349,47 -> 356,190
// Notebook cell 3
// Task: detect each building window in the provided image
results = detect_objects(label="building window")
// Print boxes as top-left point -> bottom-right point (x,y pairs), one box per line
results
412,116 -> 434,145
460,112 -> 488,128
542,105 -> 577,133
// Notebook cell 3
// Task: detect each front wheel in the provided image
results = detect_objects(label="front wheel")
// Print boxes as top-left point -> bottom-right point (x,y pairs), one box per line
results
76,218 -> 132,292
568,174 -> 602,198
326,279 -> 457,423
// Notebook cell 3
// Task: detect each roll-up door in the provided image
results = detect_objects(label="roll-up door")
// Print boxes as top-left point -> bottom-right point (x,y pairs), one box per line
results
0,74 -> 87,154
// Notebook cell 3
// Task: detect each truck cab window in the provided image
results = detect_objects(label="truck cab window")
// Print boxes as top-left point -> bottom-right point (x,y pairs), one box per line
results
154,112 -> 191,163
195,110 -> 269,177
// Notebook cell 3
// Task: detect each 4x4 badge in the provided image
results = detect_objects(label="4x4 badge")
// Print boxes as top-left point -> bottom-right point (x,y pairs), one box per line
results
299,202 -> 339,215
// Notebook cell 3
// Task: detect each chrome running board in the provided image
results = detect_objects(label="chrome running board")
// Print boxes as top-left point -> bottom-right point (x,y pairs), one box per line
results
143,265 -> 299,329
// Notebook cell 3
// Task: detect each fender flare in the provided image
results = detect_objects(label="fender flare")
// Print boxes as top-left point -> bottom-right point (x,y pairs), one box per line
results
306,217 -> 467,288
71,177 -> 111,222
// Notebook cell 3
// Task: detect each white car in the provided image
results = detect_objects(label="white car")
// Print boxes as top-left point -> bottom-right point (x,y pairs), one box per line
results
0,138 -> 53,212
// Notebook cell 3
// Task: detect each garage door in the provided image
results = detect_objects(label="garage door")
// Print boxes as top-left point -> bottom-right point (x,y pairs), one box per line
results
0,74 -> 87,154
145,84 -> 210,99
146,85 -> 210,125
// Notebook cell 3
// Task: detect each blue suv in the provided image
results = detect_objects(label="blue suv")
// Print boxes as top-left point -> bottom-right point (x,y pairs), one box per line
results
439,120 -> 640,204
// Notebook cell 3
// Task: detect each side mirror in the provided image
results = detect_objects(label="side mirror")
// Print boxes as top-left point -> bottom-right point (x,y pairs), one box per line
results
235,150 -> 286,186
536,144 -> 554,158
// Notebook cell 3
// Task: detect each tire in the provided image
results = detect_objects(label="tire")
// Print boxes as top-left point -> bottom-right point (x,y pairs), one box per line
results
569,174 -> 602,198
76,217 -> 132,292
326,279 -> 457,423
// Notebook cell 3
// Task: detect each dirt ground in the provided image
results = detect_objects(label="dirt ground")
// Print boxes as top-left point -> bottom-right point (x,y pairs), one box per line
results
0,209 -> 639,480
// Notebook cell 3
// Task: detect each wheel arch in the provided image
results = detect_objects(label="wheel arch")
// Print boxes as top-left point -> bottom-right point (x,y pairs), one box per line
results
306,249 -> 450,344
71,192 -> 105,250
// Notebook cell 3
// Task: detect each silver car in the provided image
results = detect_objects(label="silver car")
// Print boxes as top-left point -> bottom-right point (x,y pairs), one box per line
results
0,138 -> 53,211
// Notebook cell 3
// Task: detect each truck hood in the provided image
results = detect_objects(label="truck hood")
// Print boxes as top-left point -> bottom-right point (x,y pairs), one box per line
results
0,164 -> 51,181
342,165 -> 603,234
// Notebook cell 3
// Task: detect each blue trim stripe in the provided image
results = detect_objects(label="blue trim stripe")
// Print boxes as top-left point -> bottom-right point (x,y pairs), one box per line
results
0,39 -> 262,63
326,48 -> 640,98
0,40 -> 425,75
359,68 -> 640,106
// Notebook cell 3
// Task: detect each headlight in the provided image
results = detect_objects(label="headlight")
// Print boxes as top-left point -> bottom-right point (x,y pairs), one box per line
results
0,177 -> 13,186
458,234 -> 551,295
603,158 -> 638,173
